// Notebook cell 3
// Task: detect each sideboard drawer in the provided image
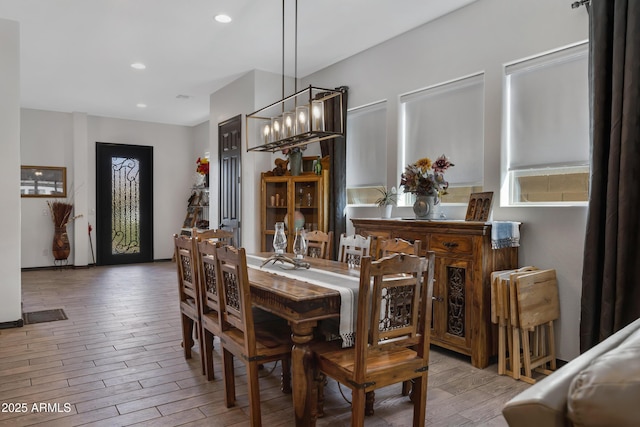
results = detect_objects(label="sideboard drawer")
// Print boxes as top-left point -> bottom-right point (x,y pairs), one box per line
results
429,234 -> 473,255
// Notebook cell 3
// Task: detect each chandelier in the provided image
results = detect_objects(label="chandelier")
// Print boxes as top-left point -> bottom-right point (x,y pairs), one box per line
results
246,0 -> 345,153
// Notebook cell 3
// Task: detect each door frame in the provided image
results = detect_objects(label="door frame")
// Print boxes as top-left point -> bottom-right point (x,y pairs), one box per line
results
218,115 -> 242,246
96,142 -> 154,265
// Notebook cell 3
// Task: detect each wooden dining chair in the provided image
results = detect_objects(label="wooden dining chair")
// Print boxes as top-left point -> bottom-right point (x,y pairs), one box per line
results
305,230 -> 333,259
173,233 -> 205,374
337,233 -> 371,267
377,237 -> 421,259
312,252 -> 435,427
214,245 -> 292,427
196,228 -> 234,246
317,233 -> 372,412
196,239 -> 222,381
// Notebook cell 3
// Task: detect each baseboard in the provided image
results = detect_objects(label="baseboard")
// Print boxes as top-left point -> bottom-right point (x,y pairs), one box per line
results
0,318 -> 24,329
21,265 -> 73,272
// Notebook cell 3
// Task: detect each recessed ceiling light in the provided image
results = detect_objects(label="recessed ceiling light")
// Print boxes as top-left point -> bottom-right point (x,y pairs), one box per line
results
214,14 -> 232,23
131,62 -> 146,70
136,103 -> 147,108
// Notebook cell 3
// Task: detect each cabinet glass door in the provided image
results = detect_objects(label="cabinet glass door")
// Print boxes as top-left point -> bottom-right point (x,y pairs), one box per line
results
263,179 -> 289,252
293,179 -> 320,234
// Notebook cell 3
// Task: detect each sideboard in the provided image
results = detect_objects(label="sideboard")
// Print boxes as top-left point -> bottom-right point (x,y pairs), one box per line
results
351,218 -> 520,368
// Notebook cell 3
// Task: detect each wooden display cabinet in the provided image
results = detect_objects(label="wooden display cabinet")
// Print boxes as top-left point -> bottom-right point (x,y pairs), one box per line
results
261,171 -> 329,252
351,218 -> 520,369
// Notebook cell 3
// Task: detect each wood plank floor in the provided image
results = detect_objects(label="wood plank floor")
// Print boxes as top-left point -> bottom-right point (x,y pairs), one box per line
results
0,262 -> 529,426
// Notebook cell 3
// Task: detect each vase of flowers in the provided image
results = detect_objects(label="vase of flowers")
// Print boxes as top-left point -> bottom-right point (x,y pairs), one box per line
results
282,146 -> 306,176
196,157 -> 210,186
400,154 -> 454,220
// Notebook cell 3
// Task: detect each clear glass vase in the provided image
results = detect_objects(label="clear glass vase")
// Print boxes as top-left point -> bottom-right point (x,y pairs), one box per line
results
273,222 -> 287,254
293,227 -> 307,259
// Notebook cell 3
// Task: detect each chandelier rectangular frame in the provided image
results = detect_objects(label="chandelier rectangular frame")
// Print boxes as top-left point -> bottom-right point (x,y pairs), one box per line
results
246,85 -> 344,153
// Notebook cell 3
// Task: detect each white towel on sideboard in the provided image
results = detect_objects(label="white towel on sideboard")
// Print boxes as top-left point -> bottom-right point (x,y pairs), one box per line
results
491,221 -> 521,249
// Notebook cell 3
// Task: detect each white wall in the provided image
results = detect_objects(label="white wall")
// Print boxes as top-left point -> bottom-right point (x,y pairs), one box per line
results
72,112 -> 89,266
20,109 -> 74,267
20,110 -> 196,267
301,0 -> 589,361
0,18 -> 22,324
88,116 -> 194,260
193,121 -> 209,159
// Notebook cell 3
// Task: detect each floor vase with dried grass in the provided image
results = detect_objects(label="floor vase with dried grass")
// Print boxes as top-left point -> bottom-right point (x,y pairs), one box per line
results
52,226 -> 70,260
48,201 -> 79,263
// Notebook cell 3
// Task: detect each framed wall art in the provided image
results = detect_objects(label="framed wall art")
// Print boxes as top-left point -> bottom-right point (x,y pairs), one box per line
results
20,166 -> 67,198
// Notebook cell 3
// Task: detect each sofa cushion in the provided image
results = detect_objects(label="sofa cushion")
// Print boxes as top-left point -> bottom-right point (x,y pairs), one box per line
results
567,328 -> 640,427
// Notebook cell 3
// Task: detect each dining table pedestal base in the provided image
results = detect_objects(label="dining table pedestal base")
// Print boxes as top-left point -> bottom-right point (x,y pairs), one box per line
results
291,321 -> 318,426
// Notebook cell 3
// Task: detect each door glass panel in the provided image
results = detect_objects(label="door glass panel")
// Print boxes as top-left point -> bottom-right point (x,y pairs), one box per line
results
112,156 -> 140,254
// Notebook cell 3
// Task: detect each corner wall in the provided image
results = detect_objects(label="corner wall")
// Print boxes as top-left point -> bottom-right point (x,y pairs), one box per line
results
0,18 -> 22,324
209,70 -> 286,252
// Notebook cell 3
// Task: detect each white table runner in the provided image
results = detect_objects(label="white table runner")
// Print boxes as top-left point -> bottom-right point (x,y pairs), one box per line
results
246,254 -> 359,346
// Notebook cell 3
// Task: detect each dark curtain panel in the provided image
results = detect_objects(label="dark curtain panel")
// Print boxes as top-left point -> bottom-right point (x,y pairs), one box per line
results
321,86 -> 349,260
581,0 -> 640,352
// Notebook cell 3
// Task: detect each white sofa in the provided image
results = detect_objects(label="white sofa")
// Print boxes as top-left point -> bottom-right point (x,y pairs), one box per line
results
502,317 -> 640,427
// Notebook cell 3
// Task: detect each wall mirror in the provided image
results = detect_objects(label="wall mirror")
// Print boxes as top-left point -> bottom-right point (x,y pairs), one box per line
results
20,166 -> 67,198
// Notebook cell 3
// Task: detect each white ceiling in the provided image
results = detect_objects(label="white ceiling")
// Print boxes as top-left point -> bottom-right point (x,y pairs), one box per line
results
0,0 -> 476,126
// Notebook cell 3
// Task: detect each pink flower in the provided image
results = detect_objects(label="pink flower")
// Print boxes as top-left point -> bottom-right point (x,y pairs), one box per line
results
432,154 -> 454,173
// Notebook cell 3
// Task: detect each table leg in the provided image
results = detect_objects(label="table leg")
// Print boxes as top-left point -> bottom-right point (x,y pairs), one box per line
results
291,321 -> 317,427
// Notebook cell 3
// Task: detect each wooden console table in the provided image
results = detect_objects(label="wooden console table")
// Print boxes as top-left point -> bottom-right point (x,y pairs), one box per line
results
351,218 -> 520,368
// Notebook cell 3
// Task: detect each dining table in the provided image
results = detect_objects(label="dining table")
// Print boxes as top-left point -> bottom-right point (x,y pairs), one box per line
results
245,252 -> 361,427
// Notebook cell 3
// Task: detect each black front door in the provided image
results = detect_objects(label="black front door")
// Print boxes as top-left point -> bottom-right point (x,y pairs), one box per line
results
96,142 -> 153,265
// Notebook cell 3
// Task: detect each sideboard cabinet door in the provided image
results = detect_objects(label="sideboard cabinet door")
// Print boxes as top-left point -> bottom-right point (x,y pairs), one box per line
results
432,256 -> 473,352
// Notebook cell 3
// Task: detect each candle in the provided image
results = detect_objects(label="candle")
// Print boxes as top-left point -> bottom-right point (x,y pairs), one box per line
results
313,106 -> 320,129
263,124 -> 271,144
312,101 -> 324,131
283,111 -> 295,138
272,117 -> 281,140
270,116 -> 282,141
295,105 -> 309,134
